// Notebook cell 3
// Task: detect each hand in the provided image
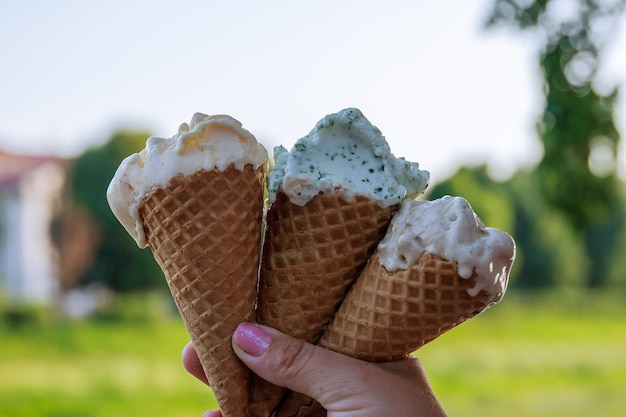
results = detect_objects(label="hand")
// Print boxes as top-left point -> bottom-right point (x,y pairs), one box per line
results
182,322 -> 447,417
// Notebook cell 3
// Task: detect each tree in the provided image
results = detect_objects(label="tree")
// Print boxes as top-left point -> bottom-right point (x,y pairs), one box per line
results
68,131 -> 165,292
486,0 -> 625,286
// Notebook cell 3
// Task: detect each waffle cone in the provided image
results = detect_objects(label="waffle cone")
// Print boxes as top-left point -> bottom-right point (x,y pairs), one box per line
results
274,251 -> 504,417
320,252 -> 500,360
248,191 -> 396,417
139,164 -> 264,417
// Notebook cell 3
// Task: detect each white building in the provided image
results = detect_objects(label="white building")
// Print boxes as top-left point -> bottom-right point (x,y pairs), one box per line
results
0,151 -> 67,304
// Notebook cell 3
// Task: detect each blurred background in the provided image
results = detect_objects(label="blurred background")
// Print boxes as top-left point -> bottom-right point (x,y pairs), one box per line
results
1,0 -> 625,416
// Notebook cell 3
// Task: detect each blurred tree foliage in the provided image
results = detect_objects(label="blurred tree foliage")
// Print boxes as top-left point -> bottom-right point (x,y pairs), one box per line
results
68,131 -> 165,292
483,0 -> 626,287
487,0 -> 624,230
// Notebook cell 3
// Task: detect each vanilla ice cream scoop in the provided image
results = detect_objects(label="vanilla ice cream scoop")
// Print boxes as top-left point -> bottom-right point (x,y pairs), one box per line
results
267,108 -> 430,208
106,113 -> 268,248
377,196 -> 516,299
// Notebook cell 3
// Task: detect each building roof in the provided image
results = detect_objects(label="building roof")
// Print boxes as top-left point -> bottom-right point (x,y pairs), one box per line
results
0,150 -> 70,187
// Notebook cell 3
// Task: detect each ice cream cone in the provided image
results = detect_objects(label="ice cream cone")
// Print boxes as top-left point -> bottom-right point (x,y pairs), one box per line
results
247,191 -> 396,417
251,108 -> 430,416
320,252 -> 501,360
139,164 -> 265,417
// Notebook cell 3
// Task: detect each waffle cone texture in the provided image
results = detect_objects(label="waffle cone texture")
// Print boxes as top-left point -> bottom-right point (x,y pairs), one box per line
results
247,191 -> 397,417
273,251 -> 503,417
139,164 -> 264,417
320,251 -> 499,360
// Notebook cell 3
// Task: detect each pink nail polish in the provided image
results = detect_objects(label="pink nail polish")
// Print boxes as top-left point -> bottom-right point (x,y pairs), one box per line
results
234,322 -> 271,357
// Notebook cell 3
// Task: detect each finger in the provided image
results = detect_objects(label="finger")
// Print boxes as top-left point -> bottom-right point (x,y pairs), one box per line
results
181,342 -> 209,385
231,322 -> 375,404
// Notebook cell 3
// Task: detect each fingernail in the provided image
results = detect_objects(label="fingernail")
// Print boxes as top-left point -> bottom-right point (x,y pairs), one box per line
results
234,322 -> 271,357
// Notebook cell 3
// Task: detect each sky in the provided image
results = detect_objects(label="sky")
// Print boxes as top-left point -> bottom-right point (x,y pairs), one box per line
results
1,0 -> 625,185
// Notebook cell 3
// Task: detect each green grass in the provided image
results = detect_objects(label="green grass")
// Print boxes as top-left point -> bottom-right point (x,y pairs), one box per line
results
418,288 -> 626,417
0,293 -> 216,417
1,288 -> 625,417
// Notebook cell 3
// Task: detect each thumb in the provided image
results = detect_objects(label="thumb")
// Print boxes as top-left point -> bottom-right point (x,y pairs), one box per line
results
232,322 -> 365,403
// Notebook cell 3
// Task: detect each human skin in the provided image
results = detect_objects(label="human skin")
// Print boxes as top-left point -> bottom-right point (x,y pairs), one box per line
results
182,322 -> 447,417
